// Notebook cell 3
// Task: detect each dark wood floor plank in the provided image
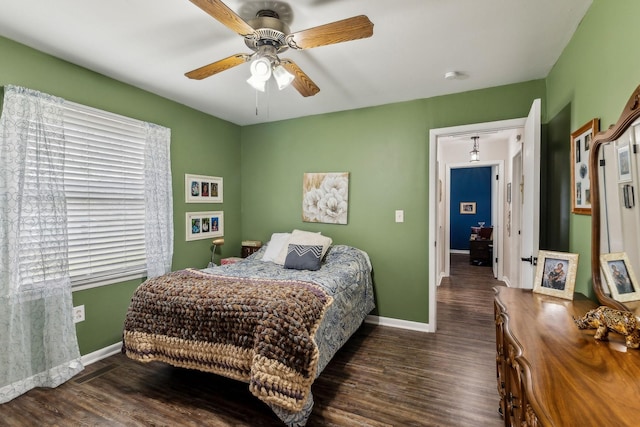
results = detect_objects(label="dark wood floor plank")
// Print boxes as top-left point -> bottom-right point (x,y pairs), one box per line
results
1,254 -> 504,426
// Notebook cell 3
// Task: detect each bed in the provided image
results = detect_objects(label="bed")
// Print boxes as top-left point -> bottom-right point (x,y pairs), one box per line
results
122,238 -> 374,426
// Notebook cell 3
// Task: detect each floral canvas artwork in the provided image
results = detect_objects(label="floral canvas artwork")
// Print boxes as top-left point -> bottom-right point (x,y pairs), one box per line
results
303,172 -> 349,224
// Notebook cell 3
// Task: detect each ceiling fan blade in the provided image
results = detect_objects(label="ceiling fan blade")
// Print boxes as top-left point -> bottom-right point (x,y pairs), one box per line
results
185,53 -> 251,80
287,15 -> 373,50
189,0 -> 256,37
281,59 -> 320,97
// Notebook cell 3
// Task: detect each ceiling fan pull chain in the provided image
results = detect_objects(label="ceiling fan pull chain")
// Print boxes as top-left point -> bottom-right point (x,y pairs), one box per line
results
255,89 -> 259,116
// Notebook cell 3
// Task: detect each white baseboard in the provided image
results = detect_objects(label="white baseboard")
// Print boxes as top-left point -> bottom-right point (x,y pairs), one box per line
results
81,342 -> 122,366
365,315 -> 434,333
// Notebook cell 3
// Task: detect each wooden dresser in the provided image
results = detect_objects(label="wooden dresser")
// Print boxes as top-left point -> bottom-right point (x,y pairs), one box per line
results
494,287 -> 640,426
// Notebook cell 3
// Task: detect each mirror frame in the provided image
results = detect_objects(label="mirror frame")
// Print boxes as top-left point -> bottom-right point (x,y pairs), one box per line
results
591,84 -> 640,311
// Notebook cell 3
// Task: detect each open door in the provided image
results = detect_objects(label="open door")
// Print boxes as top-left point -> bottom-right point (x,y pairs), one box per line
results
519,99 -> 541,289
492,164 -> 499,279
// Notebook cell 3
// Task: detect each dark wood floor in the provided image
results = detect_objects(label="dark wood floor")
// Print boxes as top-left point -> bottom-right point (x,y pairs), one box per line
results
2,254 -> 504,426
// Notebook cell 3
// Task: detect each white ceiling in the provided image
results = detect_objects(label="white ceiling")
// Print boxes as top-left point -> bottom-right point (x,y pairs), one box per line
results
0,0 -> 592,126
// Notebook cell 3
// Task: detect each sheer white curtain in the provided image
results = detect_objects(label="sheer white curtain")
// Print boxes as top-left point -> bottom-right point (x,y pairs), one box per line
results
144,122 -> 173,278
0,85 -> 83,402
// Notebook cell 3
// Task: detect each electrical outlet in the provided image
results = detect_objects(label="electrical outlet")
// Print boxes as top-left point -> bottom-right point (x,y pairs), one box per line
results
73,305 -> 85,323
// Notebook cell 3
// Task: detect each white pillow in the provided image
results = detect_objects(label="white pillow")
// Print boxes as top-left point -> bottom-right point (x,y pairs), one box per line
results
261,233 -> 291,262
274,229 -> 332,265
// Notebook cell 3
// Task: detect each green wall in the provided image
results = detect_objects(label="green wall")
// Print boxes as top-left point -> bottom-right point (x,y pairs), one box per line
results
545,0 -> 640,298
240,81 -> 545,322
0,36 -> 242,355
2,0 -> 635,355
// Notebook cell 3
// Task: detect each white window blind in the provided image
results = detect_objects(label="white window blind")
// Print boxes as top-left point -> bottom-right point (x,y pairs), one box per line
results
63,102 -> 147,287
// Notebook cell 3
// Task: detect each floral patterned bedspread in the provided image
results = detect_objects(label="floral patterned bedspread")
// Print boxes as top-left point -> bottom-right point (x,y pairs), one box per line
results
125,244 -> 374,426
204,244 -> 375,375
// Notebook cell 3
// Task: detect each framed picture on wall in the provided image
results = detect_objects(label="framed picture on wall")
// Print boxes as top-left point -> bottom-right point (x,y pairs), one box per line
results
186,211 -> 224,241
460,202 -> 476,214
185,174 -> 223,203
570,118 -> 599,215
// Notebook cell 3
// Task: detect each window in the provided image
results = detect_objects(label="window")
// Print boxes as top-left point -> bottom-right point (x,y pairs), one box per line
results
63,102 -> 148,288
4,86 -> 172,292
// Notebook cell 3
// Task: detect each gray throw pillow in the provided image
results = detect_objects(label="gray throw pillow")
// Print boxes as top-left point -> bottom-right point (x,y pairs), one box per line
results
284,244 -> 323,271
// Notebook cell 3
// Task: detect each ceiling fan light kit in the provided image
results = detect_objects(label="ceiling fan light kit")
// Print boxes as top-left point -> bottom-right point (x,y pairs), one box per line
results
272,64 -> 295,90
185,0 -> 374,98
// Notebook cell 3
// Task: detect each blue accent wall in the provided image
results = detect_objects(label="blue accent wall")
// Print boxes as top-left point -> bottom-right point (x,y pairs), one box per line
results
450,167 -> 492,250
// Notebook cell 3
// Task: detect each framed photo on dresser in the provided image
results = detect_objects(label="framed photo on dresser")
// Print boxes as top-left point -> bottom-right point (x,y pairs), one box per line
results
600,252 -> 640,302
533,250 -> 579,300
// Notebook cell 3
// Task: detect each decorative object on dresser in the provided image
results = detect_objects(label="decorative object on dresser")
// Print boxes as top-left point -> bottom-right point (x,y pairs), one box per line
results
494,287 -> 640,426
599,252 -> 640,302
186,211 -> 224,241
573,306 -> 640,348
185,173 -> 223,203
570,118 -> 599,214
302,172 -> 349,224
532,250 -> 578,300
241,240 -> 262,258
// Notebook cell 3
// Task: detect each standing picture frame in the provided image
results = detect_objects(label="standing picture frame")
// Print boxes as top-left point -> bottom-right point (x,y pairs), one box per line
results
185,174 -> 223,203
533,250 -> 579,300
600,252 -> 640,302
186,211 -> 224,241
570,118 -> 599,215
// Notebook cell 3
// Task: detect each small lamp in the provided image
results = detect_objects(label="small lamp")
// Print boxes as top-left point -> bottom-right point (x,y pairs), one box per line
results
211,237 -> 225,265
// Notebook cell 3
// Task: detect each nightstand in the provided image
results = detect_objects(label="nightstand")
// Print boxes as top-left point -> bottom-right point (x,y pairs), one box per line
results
241,240 -> 262,258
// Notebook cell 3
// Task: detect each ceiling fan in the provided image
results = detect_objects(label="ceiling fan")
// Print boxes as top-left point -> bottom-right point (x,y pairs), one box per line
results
184,0 -> 374,97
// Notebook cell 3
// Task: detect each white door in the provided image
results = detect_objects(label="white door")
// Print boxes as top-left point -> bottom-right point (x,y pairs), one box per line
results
519,99 -> 541,289
492,164 -> 499,279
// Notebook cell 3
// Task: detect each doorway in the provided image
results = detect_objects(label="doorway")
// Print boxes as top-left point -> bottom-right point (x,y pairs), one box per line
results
445,162 -> 503,280
428,117 -> 528,331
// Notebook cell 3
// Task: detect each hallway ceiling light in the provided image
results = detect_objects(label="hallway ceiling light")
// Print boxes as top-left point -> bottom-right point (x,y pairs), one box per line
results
470,136 -> 480,162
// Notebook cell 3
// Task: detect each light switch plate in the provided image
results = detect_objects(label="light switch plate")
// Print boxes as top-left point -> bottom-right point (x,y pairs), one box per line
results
395,210 -> 404,223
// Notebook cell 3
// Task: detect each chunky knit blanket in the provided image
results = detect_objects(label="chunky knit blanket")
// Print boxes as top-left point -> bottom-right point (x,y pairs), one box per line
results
122,268 -> 333,412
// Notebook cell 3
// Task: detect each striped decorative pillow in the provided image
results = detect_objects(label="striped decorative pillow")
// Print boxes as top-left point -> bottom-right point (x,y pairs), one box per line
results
284,244 -> 323,271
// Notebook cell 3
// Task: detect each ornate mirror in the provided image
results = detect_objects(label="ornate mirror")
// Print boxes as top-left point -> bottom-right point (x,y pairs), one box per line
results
591,84 -> 640,314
